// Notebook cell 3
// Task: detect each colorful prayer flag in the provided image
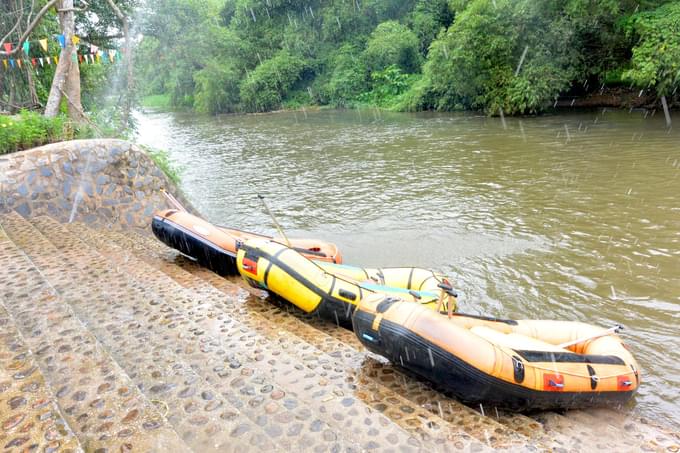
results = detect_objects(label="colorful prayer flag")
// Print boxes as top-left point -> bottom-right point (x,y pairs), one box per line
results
2,60 -> 7,69
22,41 -> 30,55
90,44 -> 98,54
72,35 -> 80,46
46,57 -> 51,65
53,56 -> 58,64
39,39 -> 48,52
39,57 -> 44,67
57,34 -> 66,48
3,43 -> 12,53
31,58 -> 36,67
9,59 -> 15,68
17,59 -> 22,69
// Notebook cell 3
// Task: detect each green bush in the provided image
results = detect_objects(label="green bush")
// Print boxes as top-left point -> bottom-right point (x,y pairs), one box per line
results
623,2 -> 680,96
194,58 -> 242,114
0,111 -> 77,155
363,21 -> 422,74
239,51 -> 309,112
412,0 -> 578,114
322,44 -> 369,106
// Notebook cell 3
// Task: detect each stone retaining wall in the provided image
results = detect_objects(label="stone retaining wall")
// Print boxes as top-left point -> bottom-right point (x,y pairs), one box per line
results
0,139 -> 194,229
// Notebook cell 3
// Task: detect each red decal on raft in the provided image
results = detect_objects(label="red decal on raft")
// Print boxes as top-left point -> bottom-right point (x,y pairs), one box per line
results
617,375 -> 633,391
242,257 -> 258,275
543,373 -> 564,392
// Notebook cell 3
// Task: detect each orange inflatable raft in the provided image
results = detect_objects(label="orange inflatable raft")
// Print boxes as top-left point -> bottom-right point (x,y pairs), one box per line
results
152,209 -> 342,275
353,294 -> 640,411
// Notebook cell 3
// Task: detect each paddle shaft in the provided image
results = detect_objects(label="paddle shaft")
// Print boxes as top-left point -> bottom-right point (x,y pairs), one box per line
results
258,194 -> 292,247
557,325 -> 622,349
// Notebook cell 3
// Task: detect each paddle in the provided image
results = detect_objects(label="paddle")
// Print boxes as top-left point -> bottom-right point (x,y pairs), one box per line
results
557,325 -> 623,349
257,194 -> 292,247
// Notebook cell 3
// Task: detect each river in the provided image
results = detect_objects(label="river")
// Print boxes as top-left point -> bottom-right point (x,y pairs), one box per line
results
136,108 -> 680,429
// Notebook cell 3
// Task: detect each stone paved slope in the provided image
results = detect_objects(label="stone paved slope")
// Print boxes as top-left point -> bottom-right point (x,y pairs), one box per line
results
0,222 -> 187,452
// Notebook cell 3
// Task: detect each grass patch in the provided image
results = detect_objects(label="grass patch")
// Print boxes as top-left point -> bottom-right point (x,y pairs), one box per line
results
141,145 -> 182,184
140,94 -> 171,109
0,111 -> 99,155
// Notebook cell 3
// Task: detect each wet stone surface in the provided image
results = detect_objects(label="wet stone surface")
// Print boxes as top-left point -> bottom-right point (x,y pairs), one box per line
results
0,139 -> 193,229
0,303 -> 82,453
0,222 -> 188,452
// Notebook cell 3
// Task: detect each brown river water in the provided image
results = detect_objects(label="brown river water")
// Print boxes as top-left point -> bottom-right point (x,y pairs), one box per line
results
136,108 -> 680,429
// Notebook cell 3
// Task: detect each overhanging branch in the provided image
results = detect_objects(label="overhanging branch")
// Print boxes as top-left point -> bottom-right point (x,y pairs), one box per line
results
0,0 -> 61,57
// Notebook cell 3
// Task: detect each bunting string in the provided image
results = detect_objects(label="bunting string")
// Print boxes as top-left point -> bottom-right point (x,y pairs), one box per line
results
0,34 -> 122,71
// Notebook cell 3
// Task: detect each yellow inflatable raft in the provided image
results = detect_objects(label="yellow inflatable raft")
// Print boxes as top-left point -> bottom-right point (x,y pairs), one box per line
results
236,238 -> 456,325
353,294 -> 640,410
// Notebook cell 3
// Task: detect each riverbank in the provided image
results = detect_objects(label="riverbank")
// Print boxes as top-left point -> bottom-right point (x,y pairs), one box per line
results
142,87 -> 677,120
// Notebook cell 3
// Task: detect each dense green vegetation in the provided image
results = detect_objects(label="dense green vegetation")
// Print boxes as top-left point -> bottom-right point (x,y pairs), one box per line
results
135,0 -> 679,115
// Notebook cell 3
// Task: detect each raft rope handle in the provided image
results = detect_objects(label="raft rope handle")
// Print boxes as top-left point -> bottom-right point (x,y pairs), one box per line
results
529,363 -> 636,381
257,194 -> 292,247
557,325 -> 623,349
437,282 -> 458,317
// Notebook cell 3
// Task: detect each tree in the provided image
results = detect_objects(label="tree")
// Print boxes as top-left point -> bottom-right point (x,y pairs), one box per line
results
363,21 -> 421,74
44,0 -> 83,120
623,2 -> 680,96
1,0 -> 136,124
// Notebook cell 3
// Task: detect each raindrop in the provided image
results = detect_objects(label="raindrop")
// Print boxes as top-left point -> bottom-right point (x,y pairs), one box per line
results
308,6 -> 314,19
250,7 -> 256,22
336,16 -> 341,29
333,311 -> 339,327
437,401 -> 444,418
499,108 -> 507,130
514,45 -> 528,76
427,348 -> 435,368
660,95 -> 671,128
479,403 -> 485,416
519,120 -> 526,142
564,124 -> 571,143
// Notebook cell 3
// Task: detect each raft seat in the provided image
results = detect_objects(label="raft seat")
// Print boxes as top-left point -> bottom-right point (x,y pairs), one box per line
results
470,326 -> 570,354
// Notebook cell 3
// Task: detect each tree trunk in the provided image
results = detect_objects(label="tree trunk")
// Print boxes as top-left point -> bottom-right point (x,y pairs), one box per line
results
65,50 -> 85,122
121,18 -> 134,131
105,0 -> 134,132
44,0 -> 83,120
8,81 -> 16,113
26,66 -> 39,107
